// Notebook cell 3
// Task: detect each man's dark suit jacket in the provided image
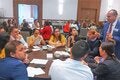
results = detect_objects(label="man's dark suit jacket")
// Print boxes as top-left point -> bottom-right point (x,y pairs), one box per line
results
0,57 -> 28,80
101,20 -> 120,59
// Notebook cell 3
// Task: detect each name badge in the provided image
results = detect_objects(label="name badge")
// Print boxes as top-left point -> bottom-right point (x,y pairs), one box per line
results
114,28 -> 119,32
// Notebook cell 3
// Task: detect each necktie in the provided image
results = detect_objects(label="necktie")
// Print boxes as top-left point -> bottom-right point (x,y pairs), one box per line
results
108,23 -> 113,33
105,23 -> 113,41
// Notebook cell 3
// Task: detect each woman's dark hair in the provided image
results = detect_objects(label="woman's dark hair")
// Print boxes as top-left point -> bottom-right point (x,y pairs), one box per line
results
34,19 -> 38,22
69,27 -> 79,41
44,21 -> 50,26
69,27 -> 77,36
1,21 -> 8,32
101,41 -> 116,59
32,28 -> 39,35
2,21 -> 7,27
7,19 -> 11,24
52,27 -> 62,41
0,32 -> 10,53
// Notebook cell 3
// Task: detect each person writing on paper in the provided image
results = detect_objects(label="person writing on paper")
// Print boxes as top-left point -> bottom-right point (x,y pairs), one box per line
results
49,28 -> 66,47
28,29 -> 45,47
49,40 -> 93,80
0,40 -> 28,80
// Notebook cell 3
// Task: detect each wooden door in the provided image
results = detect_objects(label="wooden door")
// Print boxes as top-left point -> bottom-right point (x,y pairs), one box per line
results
77,0 -> 101,24
81,8 -> 97,22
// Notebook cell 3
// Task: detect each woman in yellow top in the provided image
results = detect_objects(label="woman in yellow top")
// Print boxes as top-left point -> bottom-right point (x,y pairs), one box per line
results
0,32 -> 10,58
28,29 -> 45,47
49,28 -> 66,47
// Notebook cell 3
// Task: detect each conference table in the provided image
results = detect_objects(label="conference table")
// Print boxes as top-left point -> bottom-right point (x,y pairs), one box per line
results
28,46 -> 69,80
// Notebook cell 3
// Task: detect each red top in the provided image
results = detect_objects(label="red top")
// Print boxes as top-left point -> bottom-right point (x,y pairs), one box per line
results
40,26 -> 52,40
63,22 -> 70,33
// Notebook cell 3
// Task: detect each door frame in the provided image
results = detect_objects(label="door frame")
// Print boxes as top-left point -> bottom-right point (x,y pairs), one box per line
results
13,0 -> 43,26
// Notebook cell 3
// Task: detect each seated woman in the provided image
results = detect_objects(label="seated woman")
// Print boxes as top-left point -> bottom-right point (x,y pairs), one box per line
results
85,29 -> 101,63
0,32 -> 10,59
92,41 -> 120,80
49,28 -> 66,47
28,29 -> 45,46
67,27 -> 79,48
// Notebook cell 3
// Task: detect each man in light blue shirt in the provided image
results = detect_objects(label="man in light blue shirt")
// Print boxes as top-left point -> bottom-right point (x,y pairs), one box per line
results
49,40 -> 93,80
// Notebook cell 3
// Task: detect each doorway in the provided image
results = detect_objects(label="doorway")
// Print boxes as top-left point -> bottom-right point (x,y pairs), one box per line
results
18,4 -> 38,26
13,0 -> 42,26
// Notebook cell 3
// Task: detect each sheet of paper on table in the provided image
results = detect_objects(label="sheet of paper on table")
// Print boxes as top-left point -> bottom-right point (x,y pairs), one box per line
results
47,54 -> 53,59
30,59 -> 48,65
32,48 -> 41,51
27,67 -> 45,77
33,46 -> 40,49
32,46 -> 42,51
47,45 -> 55,49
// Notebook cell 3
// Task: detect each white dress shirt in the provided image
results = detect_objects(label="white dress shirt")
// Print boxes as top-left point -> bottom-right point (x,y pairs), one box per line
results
49,58 -> 93,80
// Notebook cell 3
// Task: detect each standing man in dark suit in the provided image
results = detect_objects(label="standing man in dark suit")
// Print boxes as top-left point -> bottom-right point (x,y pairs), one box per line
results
0,40 -> 28,80
100,9 -> 120,59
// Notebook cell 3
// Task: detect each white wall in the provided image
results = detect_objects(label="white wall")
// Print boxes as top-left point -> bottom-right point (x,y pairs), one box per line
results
99,0 -> 120,21
0,1 -> 1,7
1,0 -> 120,21
0,0 -> 13,17
43,0 -> 78,20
